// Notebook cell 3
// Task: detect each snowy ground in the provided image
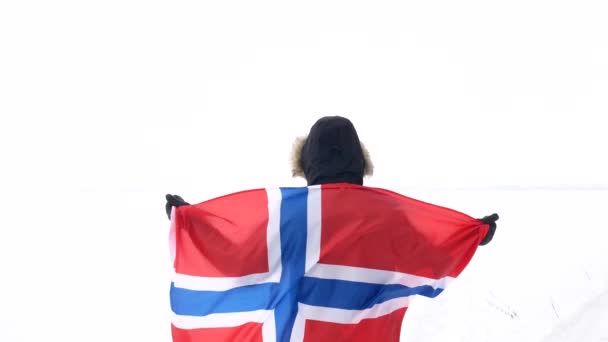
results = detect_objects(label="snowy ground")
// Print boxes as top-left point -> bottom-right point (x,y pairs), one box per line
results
399,188 -> 608,342
1,188 -> 606,341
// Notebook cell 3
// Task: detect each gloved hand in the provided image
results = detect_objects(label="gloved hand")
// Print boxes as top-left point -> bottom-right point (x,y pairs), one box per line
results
478,213 -> 499,246
165,194 -> 190,220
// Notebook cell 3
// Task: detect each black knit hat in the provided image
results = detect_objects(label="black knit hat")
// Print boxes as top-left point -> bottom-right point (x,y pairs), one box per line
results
291,116 -> 373,186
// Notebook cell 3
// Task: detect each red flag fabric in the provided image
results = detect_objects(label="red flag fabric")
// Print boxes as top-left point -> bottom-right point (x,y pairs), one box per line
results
169,183 -> 489,341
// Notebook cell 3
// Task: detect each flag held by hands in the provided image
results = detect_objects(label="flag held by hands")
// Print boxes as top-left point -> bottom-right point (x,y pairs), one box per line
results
169,183 -> 490,341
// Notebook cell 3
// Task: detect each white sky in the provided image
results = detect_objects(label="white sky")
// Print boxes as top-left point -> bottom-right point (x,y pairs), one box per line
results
1,1 -> 607,341
1,0 -> 606,197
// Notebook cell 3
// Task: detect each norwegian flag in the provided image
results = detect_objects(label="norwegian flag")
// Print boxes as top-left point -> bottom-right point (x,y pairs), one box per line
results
169,183 -> 489,341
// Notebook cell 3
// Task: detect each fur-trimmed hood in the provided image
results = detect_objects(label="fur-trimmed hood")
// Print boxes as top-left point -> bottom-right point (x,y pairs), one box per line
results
290,116 -> 373,185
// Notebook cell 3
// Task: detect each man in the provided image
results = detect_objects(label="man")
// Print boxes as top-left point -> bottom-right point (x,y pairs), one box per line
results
165,115 -> 497,245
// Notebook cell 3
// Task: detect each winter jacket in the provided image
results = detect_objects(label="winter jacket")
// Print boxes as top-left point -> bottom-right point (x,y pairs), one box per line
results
290,116 -> 373,186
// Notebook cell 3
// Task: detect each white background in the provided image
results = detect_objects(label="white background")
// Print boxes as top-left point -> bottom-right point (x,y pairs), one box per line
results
1,0 -> 607,341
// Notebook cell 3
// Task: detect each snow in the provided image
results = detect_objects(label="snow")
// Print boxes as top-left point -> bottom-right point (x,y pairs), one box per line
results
399,189 -> 608,342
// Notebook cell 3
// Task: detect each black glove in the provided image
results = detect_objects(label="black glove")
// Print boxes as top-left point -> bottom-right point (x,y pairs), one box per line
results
165,194 -> 190,220
478,213 -> 499,246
